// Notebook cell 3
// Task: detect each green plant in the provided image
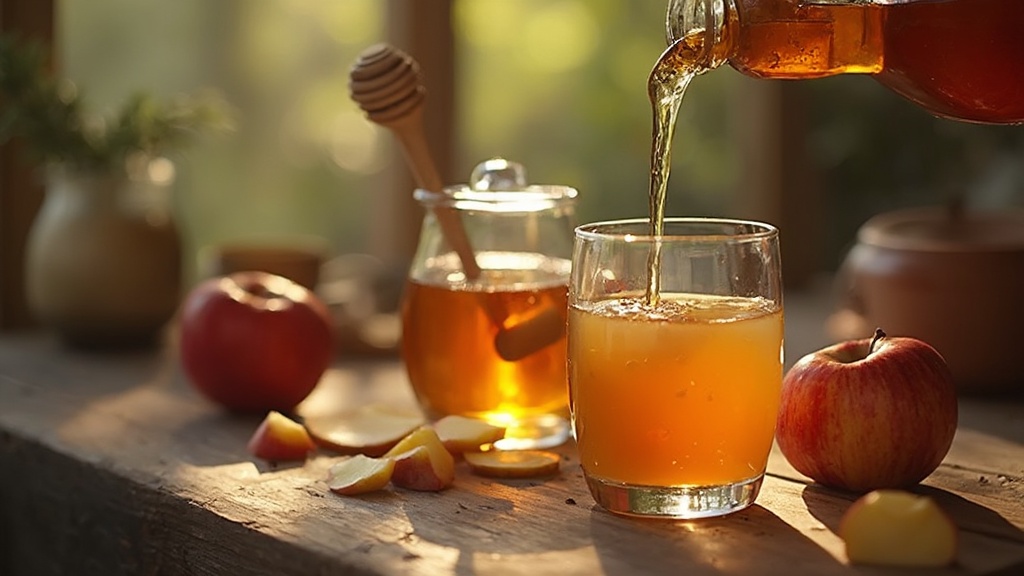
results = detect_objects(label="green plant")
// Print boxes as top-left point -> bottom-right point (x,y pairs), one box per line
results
0,34 -> 231,172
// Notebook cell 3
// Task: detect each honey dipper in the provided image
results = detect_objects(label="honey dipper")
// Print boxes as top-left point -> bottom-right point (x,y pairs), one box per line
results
349,44 -> 564,361
349,43 -> 480,279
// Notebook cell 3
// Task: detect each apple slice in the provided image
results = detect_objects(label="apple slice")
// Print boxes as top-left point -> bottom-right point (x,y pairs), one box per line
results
247,410 -> 316,461
840,489 -> 958,567
433,415 -> 506,453
385,427 -> 455,491
464,449 -> 561,478
326,455 -> 395,495
304,405 -> 425,457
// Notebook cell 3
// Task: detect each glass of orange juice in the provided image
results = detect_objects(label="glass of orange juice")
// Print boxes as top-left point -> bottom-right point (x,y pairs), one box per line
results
568,218 -> 784,518
401,160 -> 578,449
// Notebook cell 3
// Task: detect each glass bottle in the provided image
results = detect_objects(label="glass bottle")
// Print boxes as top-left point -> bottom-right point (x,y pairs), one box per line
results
400,159 -> 578,449
667,0 -> 1024,124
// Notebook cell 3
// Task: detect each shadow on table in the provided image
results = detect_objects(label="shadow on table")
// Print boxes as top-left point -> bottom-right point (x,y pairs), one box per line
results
588,503 -> 842,575
956,396 -> 1024,447
802,483 -> 1024,575
917,484 -> 1024,544
802,482 -> 1023,543
398,475 -> 592,576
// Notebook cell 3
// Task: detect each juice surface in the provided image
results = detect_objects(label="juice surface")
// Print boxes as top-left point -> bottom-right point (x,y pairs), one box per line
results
568,294 -> 783,487
401,255 -> 570,427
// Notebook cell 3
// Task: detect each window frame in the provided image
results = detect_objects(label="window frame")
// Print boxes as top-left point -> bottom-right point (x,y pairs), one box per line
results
0,1 -> 54,330
0,0 -> 458,330
0,0 -> 813,331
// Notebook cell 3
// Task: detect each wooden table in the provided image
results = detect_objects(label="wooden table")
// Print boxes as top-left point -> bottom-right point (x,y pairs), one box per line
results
1,329 -> 1022,576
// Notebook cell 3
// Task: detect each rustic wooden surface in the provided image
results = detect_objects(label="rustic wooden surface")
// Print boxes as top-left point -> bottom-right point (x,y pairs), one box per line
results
1,313 -> 1023,575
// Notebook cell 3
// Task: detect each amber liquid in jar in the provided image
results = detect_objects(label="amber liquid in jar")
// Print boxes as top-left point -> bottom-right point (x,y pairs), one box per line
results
401,256 -> 570,445
730,0 -> 1024,124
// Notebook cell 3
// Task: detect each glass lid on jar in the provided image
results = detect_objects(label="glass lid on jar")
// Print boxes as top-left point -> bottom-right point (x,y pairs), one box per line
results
414,158 -> 578,213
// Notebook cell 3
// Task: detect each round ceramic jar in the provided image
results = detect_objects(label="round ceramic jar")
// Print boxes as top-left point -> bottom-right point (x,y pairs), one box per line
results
836,206 -> 1024,395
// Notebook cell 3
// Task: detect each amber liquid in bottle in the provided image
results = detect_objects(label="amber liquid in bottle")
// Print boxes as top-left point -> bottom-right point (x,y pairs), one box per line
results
647,0 -> 1022,308
730,0 -> 1024,124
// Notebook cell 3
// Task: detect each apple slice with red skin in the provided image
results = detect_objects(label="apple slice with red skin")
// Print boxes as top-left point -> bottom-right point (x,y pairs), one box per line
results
776,329 -> 958,493
433,415 -> 506,453
247,410 -> 317,461
326,455 -> 395,495
385,427 -> 455,491
305,405 -> 425,457
840,489 -> 958,567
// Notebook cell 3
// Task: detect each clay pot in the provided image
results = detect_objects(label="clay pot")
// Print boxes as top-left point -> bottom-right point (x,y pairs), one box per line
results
25,161 -> 182,349
835,206 -> 1024,395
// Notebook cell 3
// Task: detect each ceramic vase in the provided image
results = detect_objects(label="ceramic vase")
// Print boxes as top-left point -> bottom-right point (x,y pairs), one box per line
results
25,159 -> 182,349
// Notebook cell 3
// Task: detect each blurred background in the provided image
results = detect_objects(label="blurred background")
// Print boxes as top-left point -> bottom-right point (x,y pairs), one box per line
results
3,0 -> 1023,331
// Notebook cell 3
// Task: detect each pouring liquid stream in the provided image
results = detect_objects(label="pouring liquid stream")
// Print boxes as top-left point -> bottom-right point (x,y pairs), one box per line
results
645,31 -> 707,307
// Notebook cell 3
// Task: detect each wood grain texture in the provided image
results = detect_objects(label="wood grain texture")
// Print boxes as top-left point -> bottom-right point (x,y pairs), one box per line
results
1,333 -> 1023,576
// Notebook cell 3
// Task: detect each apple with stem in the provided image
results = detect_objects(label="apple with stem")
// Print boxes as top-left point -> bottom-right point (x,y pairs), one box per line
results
777,328 -> 957,493
179,271 -> 335,413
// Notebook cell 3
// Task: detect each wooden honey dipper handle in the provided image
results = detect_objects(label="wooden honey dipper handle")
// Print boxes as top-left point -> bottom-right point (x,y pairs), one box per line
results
350,44 -> 564,362
349,43 -> 481,280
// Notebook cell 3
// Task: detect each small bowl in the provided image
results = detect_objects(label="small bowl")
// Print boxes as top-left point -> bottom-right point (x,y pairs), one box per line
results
833,206 -> 1024,395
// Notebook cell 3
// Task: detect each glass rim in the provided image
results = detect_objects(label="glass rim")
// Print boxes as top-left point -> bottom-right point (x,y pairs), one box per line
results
575,217 -> 779,242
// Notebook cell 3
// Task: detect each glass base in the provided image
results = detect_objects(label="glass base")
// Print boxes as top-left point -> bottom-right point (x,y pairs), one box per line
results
492,414 -> 571,450
585,474 -> 764,519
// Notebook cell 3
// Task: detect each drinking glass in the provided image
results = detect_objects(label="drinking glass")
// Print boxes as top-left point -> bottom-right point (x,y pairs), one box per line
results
568,217 -> 784,518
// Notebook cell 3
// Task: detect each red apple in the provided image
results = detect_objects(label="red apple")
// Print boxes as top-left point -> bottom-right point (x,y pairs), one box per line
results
179,271 -> 334,412
247,410 -> 317,461
776,329 -> 957,493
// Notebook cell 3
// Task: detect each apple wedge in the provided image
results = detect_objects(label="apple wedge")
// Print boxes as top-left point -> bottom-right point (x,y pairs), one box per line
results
464,449 -> 561,478
839,489 -> 958,567
326,455 -> 395,495
385,427 -> 455,491
433,415 -> 506,453
304,405 -> 425,457
247,410 -> 316,461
